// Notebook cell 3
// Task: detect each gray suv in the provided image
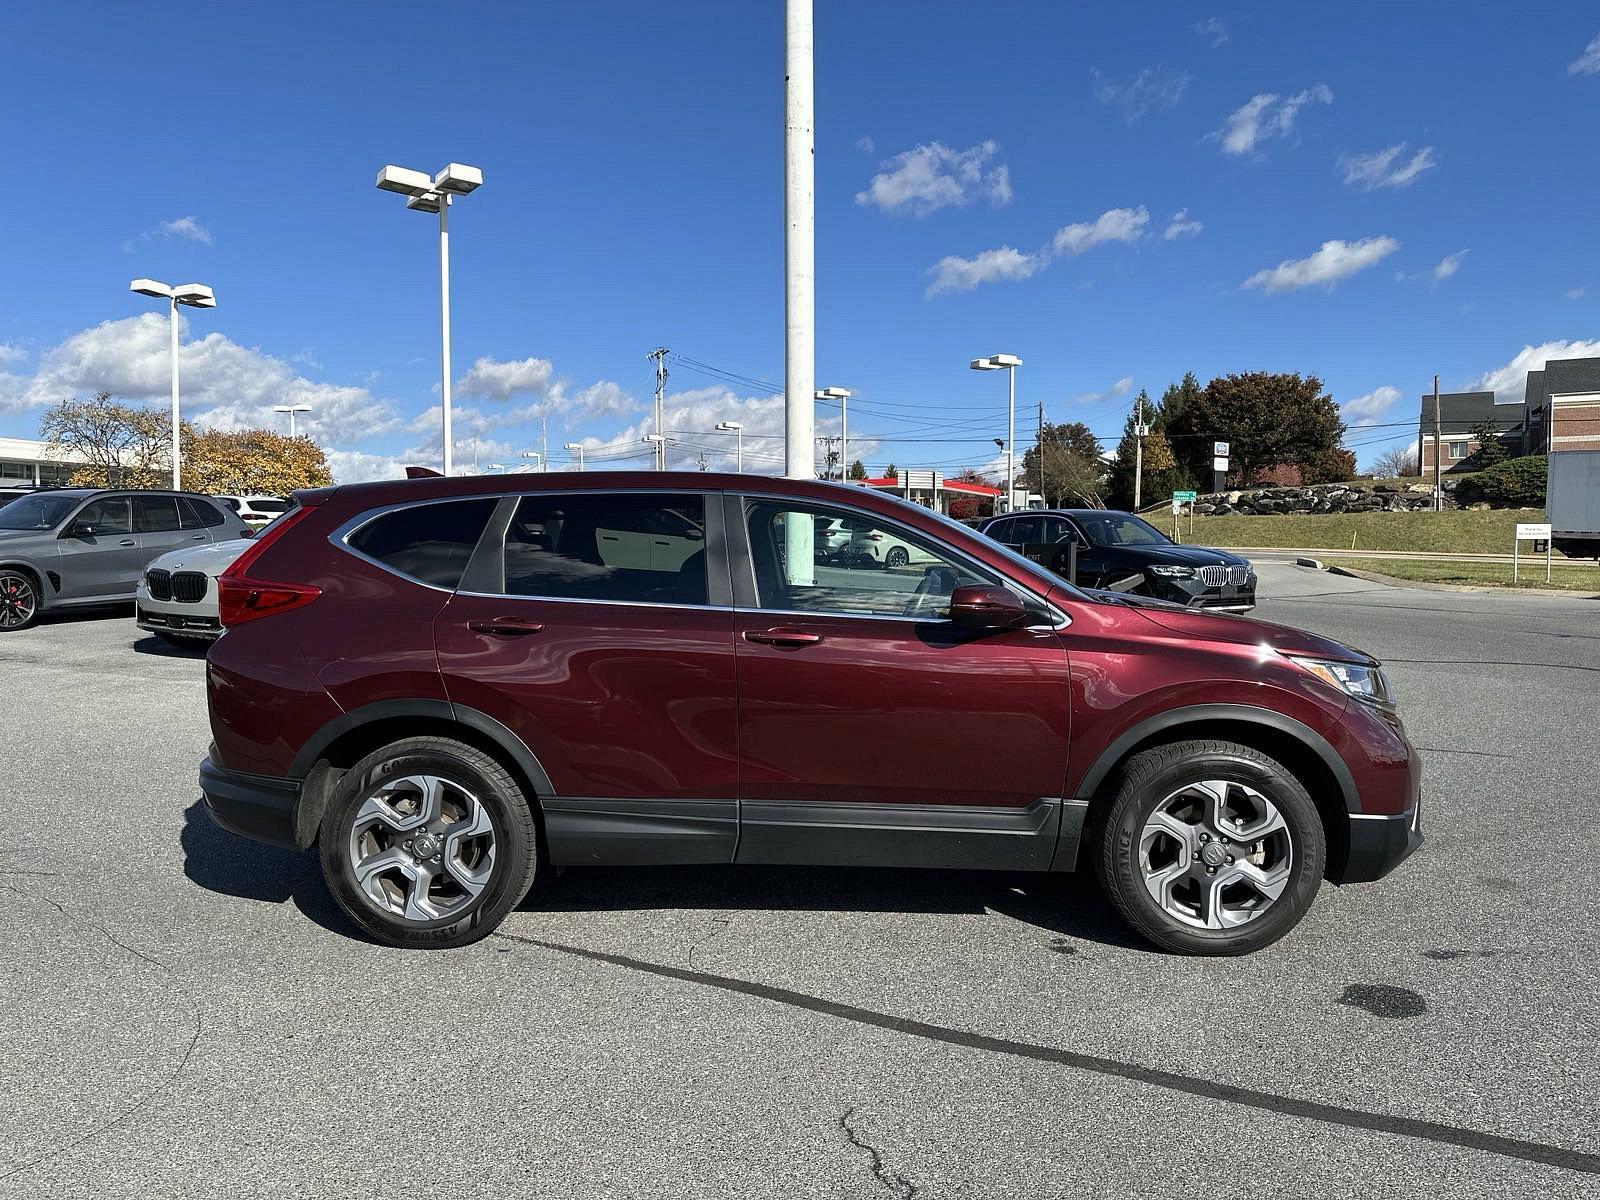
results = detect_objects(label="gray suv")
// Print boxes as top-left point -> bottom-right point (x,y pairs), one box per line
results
0,489 -> 254,632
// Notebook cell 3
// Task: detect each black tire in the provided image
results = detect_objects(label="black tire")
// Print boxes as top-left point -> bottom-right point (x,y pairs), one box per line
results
0,568 -> 41,633
1093,739 -> 1325,956
318,736 -> 539,949
885,546 -> 910,569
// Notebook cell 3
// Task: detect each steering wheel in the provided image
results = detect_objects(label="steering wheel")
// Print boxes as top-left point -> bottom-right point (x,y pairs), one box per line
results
903,565 -> 958,618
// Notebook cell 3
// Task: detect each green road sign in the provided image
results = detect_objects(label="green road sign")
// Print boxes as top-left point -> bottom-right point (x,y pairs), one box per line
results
1173,490 -> 1197,502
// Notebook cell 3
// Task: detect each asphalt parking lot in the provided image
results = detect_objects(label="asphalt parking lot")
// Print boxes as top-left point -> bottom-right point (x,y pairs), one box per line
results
2,562 -> 1597,1199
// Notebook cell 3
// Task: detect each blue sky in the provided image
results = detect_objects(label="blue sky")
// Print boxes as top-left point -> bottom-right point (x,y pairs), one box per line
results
3,0 -> 1599,480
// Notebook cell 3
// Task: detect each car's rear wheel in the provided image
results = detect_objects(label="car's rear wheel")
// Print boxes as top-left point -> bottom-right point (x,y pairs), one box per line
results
1093,739 -> 1325,956
319,736 -> 539,948
0,569 -> 40,632
885,546 -> 910,569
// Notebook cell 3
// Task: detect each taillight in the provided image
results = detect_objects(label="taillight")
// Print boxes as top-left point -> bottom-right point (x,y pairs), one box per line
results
217,504 -> 321,628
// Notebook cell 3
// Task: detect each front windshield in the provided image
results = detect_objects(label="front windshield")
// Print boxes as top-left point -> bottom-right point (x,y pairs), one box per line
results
0,493 -> 80,531
1074,512 -> 1173,548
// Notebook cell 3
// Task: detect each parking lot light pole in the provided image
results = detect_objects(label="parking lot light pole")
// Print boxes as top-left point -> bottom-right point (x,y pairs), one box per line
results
375,162 -> 484,477
564,442 -> 585,471
272,404 -> 312,438
816,387 -> 851,479
971,354 -> 1021,511
130,279 -> 216,490
519,451 -> 542,474
714,421 -> 744,472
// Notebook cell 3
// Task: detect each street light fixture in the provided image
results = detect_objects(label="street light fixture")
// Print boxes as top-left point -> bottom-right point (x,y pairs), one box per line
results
971,353 -> 1022,511
272,403 -> 312,438
130,279 -> 215,490
486,463 -> 506,474
518,451 -> 543,473
816,387 -> 851,479
642,433 -> 668,470
714,421 -> 744,472
563,442 -> 585,471
375,161 -> 484,477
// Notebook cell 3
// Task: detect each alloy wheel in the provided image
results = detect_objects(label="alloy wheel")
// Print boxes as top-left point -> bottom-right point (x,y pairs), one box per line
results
1138,779 -> 1293,930
346,773 -> 498,922
0,573 -> 37,630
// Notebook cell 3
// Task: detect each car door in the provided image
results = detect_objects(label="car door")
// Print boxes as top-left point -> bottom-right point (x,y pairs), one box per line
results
729,495 -> 1074,871
434,489 -> 741,866
55,496 -> 142,600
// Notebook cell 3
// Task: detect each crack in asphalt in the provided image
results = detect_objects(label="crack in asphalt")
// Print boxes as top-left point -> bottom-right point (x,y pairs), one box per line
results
494,932 -> 1600,1179
686,914 -> 733,971
0,885 -> 203,1184
840,1106 -> 918,1199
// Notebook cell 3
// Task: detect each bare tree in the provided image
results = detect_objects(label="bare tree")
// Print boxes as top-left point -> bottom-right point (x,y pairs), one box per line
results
39,393 -> 171,487
1369,444 -> 1418,480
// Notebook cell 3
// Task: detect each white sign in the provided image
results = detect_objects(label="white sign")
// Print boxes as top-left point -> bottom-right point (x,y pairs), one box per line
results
1171,500 -> 1183,515
1212,456 -> 1230,473
1213,441 -> 1230,456
1516,523 -> 1552,540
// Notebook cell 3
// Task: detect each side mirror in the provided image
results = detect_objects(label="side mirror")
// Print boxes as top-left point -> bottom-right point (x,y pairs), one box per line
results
64,522 -> 95,539
948,584 -> 1028,631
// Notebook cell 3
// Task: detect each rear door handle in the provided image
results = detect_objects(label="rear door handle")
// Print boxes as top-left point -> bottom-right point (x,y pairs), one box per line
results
468,618 -> 545,636
118,538 -> 136,546
743,627 -> 823,647
191,534 -> 206,541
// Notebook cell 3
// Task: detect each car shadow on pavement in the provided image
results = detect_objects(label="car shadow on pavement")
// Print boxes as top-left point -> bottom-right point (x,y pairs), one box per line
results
529,863 -> 1151,952
133,634 -> 209,658
178,800 -> 351,936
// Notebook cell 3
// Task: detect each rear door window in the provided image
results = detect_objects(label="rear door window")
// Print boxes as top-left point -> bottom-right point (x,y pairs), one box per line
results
347,498 -> 498,589
134,496 -> 182,533
179,497 -> 226,528
503,493 -> 709,605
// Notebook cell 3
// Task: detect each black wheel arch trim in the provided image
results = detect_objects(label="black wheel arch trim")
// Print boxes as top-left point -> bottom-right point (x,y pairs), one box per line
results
1075,703 -> 1360,815
287,698 -> 556,797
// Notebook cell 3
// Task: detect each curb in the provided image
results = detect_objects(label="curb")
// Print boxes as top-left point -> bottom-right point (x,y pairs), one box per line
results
1293,557 -> 1324,570
1324,563 -> 1600,599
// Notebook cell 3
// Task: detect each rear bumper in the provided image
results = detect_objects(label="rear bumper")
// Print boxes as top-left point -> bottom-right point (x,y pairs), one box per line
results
199,755 -> 302,849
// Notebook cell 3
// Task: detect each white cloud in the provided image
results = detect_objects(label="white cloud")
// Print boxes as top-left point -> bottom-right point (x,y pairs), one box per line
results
855,140 -> 1012,217
455,355 -> 554,402
1194,17 -> 1229,47
1471,338 -> 1600,403
1342,385 -> 1400,428
1073,376 -> 1134,405
1213,84 -> 1333,156
1052,206 -> 1149,255
124,215 -> 213,253
1567,287 -> 1588,300
855,135 -> 875,154
0,344 -> 26,365
1338,142 -> 1437,189
1091,67 -> 1190,123
1163,209 -> 1203,240
1569,32 -> 1600,75
1432,249 -> 1469,281
1242,236 -> 1399,293
925,247 -> 1044,296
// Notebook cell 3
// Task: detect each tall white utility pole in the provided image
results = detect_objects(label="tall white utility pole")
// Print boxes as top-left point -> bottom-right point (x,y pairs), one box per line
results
648,347 -> 670,470
130,279 -> 215,491
1133,392 -> 1146,510
541,414 -> 549,472
971,354 -> 1022,510
438,197 -> 453,476
785,0 -> 815,480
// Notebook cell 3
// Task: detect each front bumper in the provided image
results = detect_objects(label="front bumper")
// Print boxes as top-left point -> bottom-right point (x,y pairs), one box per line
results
1149,575 -> 1258,611
1340,802 -> 1423,883
135,584 -> 222,638
200,755 -> 302,849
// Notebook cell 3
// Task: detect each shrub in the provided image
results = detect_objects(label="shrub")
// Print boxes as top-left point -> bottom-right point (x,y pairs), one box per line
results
1459,455 -> 1546,507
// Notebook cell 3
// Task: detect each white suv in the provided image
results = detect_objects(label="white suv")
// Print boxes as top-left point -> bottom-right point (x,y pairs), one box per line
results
214,495 -> 291,528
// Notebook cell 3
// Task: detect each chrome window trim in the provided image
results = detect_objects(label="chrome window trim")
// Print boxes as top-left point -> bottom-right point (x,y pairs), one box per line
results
453,589 -> 733,613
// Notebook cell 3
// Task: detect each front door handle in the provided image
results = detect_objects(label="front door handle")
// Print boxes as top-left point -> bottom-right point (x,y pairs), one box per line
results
743,627 -> 823,647
118,538 -> 136,547
191,534 -> 206,541
468,618 -> 545,636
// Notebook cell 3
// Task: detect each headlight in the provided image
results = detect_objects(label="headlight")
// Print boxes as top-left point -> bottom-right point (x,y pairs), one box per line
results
1289,656 -> 1394,708
1148,564 -> 1195,578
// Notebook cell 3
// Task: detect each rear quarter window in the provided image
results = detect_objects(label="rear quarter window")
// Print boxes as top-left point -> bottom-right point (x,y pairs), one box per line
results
346,498 -> 498,589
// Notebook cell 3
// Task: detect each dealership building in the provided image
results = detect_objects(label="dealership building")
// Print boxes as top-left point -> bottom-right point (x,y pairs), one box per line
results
0,435 -> 80,486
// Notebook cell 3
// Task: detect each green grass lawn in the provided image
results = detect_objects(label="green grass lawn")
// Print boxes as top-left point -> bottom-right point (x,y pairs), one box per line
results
1332,557 -> 1600,593
1177,508 -> 1546,554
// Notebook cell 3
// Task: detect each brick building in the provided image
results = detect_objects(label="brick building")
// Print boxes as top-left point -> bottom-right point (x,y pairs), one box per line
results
1528,355 -> 1600,454
1417,355 -> 1600,473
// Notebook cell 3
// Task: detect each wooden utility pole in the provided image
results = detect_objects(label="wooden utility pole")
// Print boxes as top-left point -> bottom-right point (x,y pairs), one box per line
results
1132,392 -> 1146,510
1432,373 -> 1442,511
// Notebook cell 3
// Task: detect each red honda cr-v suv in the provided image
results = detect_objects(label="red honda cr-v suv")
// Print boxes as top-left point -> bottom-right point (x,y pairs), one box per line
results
200,473 -> 1420,955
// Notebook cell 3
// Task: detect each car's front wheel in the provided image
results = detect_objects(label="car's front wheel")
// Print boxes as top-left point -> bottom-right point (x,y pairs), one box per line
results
319,736 -> 539,948
884,546 -> 910,569
1093,739 -> 1325,955
0,569 -> 40,632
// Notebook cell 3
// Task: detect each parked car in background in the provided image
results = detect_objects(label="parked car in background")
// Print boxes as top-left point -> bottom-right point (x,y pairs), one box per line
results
978,509 -> 1257,611
136,537 -> 252,644
0,484 -> 39,509
199,472 -> 1418,956
0,489 -> 253,632
214,495 -> 291,528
